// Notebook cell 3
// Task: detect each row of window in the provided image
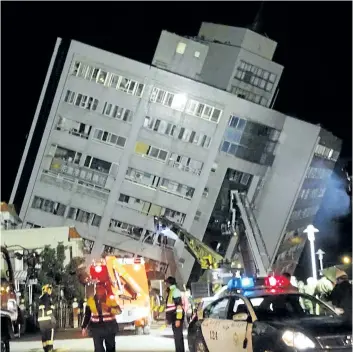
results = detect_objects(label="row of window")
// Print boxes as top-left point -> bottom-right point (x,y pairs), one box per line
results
227,169 -> 252,186
71,62 -> 223,123
315,144 -> 339,162
125,167 -> 195,198
64,90 -> 99,111
118,193 -> 186,224
102,102 -> 134,123
144,116 -> 212,149
306,167 -> 332,179
31,196 -> 102,226
56,116 -> 92,140
290,205 -> 320,222
71,61 -> 145,97
150,87 -> 222,123
134,141 -> 204,175
93,129 -> 127,149
299,187 -> 326,200
228,115 -> 281,141
231,86 -> 268,107
109,219 -> 144,241
235,61 -> 277,93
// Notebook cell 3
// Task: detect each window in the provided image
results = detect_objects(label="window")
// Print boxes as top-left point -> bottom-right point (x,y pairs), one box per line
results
150,88 -> 187,111
235,60 -> 277,93
56,117 -> 92,139
93,128 -> 127,148
84,156 -> 111,174
119,194 -> 130,203
240,173 -> 251,186
202,188 -> 209,197
51,145 -> 82,165
194,210 -> 202,221
109,219 -> 143,240
64,89 -> 99,111
186,99 -> 222,123
70,61 -> 145,97
211,163 -> 218,173
204,298 -> 230,320
67,207 -> 101,226
194,51 -> 200,58
102,102 -> 134,123
176,42 -> 186,54
32,196 -> 66,217
167,153 -> 204,176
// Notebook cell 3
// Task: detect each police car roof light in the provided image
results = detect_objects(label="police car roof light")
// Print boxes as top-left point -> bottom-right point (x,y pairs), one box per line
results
264,275 -> 289,288
241,277 -> 255,289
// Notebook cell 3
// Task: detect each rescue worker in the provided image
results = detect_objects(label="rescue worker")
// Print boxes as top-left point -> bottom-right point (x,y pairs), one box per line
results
38,284 -> 55,352
164,277 -> 185,352
81,283 -> 122,352
330,272 -> 352,323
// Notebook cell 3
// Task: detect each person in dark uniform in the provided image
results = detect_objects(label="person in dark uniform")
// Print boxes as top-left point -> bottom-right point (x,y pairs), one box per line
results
81,283 -> 122,352
164,277 -> 185,352
38,284 -> 55,352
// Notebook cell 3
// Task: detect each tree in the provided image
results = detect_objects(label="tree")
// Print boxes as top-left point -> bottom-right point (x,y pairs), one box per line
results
36,243 -> 85,302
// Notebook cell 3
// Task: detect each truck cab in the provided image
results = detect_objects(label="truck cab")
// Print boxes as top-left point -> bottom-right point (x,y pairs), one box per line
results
1,246 -> 21,351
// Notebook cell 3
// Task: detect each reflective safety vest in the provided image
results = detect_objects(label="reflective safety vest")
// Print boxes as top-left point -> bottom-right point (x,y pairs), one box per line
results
87,296 -> 121,324
165,285 -> 184,322
38,293 -> 55,323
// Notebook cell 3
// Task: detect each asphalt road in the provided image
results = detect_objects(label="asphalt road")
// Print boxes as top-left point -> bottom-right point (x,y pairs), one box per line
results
10,327 -> 189,352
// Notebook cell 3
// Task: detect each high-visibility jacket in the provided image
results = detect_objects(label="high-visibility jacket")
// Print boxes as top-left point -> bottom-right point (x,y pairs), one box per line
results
165,285 -> 184,324
38,293 -> 55,326
81,295 -> 121,329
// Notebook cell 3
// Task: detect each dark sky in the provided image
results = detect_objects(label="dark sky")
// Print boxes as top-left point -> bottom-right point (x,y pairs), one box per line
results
2,2 -> 352,275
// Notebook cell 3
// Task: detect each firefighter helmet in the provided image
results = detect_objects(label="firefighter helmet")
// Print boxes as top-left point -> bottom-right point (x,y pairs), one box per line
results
42,284 -> 53,294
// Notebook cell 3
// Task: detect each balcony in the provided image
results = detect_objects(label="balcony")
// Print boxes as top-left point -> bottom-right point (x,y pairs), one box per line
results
49,159 -> 108,188
166,159 -> 202,176
40,170 -> 110,201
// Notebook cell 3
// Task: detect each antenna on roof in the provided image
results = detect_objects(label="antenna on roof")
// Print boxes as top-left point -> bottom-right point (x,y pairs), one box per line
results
251,1 -> 265,34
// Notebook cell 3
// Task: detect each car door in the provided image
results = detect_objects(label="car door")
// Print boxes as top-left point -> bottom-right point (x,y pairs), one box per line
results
221,295 -> 253,351
201,297 -> 232,351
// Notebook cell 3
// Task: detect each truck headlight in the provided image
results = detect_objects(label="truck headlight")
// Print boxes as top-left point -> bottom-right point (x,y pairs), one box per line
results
7,299 -> 16,312
282,330 -> 315,349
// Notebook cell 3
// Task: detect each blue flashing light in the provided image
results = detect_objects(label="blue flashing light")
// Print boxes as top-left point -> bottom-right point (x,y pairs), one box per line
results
227,276 -> 255,290
241,277 -> 255,289
227,278 -> 240,290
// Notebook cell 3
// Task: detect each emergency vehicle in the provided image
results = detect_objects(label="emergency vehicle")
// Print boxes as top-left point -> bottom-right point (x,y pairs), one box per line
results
89,256 -> 151,335
188,275 -> 353,352
1,246 -> 23,352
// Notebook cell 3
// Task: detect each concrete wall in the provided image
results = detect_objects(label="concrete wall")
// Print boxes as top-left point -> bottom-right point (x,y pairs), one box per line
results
1,227 -> 83,267
255,117 -> 320,261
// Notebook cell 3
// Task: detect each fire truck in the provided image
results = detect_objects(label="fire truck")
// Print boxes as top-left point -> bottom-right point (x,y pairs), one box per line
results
88,256 -> 151,335
1,246 -> 23,352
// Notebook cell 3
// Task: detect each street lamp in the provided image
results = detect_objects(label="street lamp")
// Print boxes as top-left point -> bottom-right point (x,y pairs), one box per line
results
316,249 -> 325,273
342,256 -> 351,265
304,225 -> 319,281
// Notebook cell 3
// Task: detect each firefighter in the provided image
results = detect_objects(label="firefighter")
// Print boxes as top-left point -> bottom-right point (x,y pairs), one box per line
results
164,277 -> 185,352
81,283 -> 122,352
38,284 -> 55,352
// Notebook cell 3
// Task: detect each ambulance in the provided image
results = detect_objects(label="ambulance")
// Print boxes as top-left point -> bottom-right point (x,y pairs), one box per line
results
89,256 -> 151,335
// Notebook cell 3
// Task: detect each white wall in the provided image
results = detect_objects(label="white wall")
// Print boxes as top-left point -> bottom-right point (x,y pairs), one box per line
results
1,227 -> 83,266
255,117 -> 320,261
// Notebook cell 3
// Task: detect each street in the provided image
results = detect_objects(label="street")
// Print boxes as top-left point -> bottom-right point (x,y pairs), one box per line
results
10,327 -> 189,352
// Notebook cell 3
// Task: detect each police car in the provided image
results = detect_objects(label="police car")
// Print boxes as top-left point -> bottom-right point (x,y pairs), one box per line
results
188,275 -> 352,352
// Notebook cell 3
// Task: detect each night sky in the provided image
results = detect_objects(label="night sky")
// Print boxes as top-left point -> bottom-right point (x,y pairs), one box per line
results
2,2 -> 352,277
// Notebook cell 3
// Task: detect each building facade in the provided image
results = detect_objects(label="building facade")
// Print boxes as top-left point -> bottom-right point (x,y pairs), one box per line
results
10,23 -> 341,284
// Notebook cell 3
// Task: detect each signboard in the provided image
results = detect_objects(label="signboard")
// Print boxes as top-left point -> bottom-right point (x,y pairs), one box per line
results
207,268 -> 244,285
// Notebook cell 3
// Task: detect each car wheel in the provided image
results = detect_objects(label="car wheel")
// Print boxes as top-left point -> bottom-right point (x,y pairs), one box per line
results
135,326 -> 143,335
194,335 -> 208,352
143,326 -> 150,335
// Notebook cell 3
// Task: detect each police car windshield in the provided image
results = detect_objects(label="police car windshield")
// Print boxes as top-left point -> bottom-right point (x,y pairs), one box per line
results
249,293 -> 336,321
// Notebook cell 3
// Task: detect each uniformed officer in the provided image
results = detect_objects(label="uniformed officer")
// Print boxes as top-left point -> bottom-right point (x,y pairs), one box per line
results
38,284 -> 55,352
81,283 -> 122,352
164,277 -> 185,352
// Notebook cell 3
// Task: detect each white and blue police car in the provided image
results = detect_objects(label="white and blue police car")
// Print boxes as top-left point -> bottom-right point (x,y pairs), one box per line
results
188,275 -> 352,352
